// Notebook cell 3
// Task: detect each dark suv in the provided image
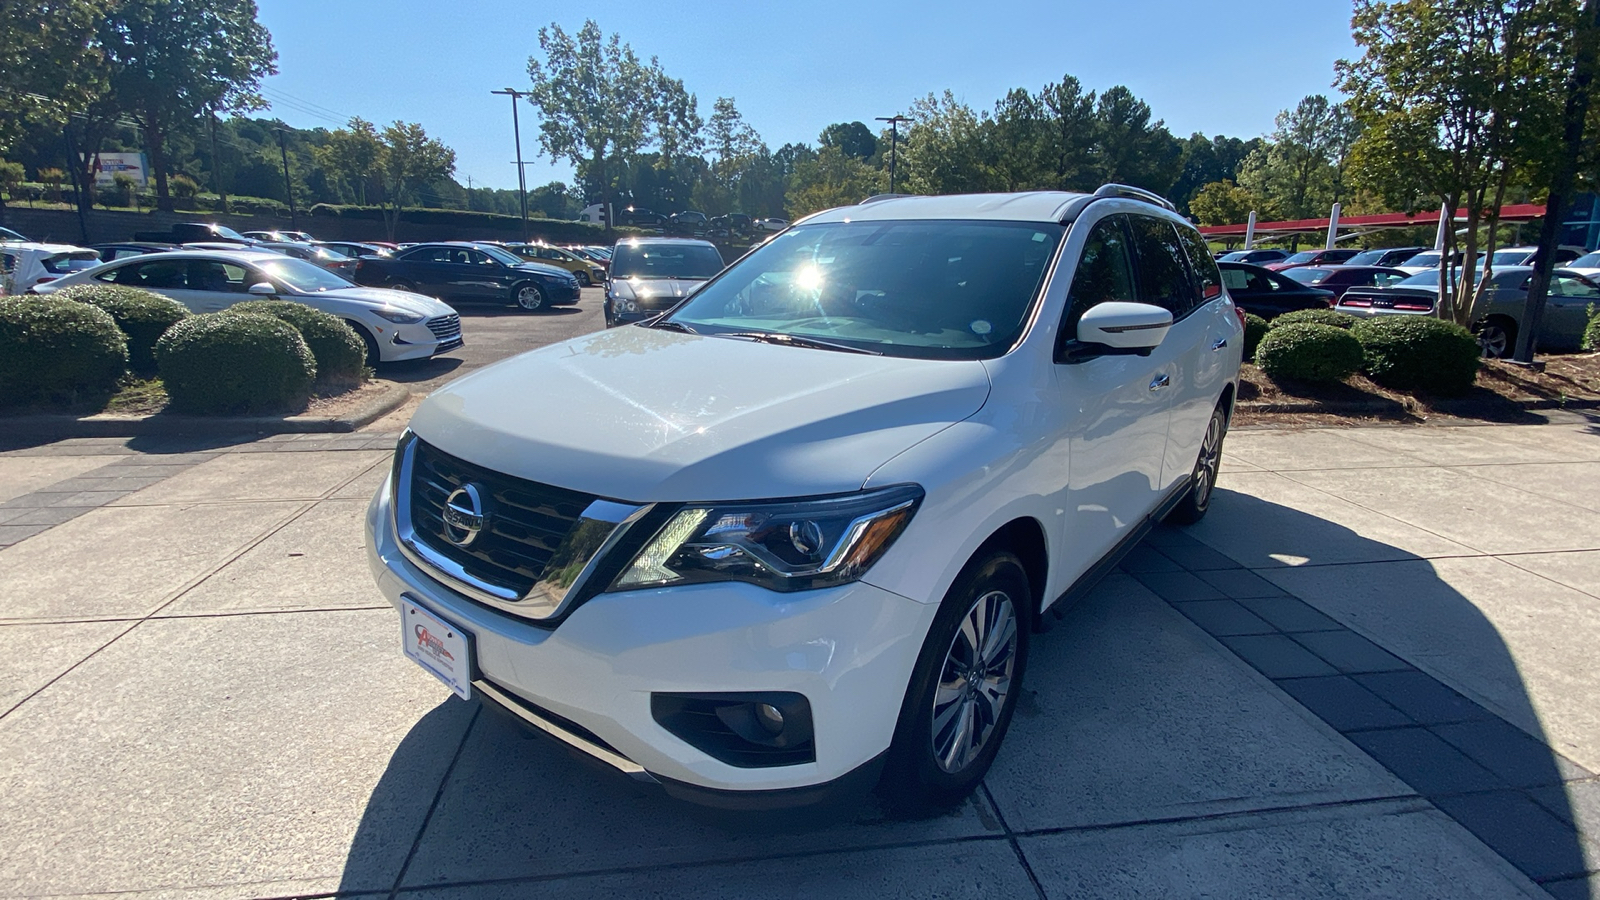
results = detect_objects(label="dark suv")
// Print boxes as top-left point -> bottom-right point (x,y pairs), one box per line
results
603,238 -> 725,327
353,242 -> 580,311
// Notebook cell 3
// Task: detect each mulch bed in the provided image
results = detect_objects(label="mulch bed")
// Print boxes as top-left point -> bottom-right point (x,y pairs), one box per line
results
1235,353 -> 1600,427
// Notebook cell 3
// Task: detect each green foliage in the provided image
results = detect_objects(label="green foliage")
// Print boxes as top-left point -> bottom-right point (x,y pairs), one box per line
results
0,159 -> 23,197
1254,323 -> 1365,383
1584,305 -> 1600,351
0,297 -> 128,405
226,300 -> 365,388
1270,308 -> 1358,330
1234,95 -> 1359,220
50,283 -> 190,375
169,173 -> 199,201
1242,313 -> 1270,360
1351,315 -> 1481,394
154,312 -> 316,414
1190,179 -> 1263,226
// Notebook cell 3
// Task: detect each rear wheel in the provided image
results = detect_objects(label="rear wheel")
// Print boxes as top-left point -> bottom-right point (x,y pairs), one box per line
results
1474,316 -> 1516,358
577,270 -> 592,287
880,551 -> 1030,815
1166,404 -> 1228,525
389,280 -> 418,294
514,282 -> 546,311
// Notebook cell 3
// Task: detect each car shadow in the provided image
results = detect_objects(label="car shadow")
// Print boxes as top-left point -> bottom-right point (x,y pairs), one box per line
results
377,356 -> 462,384
338,492 -> 1594,895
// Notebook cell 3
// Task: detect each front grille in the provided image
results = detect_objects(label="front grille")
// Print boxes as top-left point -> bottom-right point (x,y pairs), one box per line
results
426,314 -> 461,341
409,439 -> 595,594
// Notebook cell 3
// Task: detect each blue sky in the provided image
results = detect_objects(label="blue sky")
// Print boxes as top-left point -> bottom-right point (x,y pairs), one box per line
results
254,0 -> 1358,192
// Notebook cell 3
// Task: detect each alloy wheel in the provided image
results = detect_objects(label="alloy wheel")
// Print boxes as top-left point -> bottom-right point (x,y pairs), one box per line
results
930,590 -> 1018,774
1192,412 -> 1224,509
517,284 -> 545,310
1478,324 -> 1510,358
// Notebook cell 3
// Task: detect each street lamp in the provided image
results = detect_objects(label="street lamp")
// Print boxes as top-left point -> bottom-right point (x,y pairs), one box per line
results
491,88 -> 530,240
274,126 -> 298,231
875,114 -> 911,194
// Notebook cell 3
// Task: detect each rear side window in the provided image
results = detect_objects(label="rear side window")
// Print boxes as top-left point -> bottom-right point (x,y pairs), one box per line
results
1174,226 -> 1222,302
1062,215 -> 1138,333
1128,215 -> 1196,318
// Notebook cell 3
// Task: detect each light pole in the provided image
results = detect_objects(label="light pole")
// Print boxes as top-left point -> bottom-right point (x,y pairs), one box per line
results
492,88 -> 530,240
875,114 -> 911,194
274,127 -> 298,231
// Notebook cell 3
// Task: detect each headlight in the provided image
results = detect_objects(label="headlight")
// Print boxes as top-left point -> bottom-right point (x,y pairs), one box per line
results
372,307 -> 425,323
611,485 -> 922,593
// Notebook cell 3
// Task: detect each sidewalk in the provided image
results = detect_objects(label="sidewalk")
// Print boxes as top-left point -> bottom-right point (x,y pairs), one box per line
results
0,423 -> 1595,898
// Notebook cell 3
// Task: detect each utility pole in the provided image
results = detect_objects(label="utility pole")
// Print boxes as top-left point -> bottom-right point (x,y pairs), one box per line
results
274,127 -> 298,231
875,114 -> 911,194
209,111 -> 229,213
491,88 -> 530,241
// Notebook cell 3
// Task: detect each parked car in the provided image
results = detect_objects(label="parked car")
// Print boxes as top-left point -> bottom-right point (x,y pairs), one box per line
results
564,245 -> 611,271
1335,265 -> 1599,357
316,241 -> 393,260
1393,250 -> 1462,275
133,222 -> 257,245
352,241 -> 580,311
1280,265 -> 1410,301
1,242 -> 103,292
1263,248 -> 1361,271
755,217 -> 789,232
256,241 -> 357,279
603,237 -> 725,327
1565,250 -> 1600,279
35,249 -> 461,362
1217,261 -> 1334,318
366,187 -> 1244,811
89,242 -> 178,262
1218,248 -> 1291,265
1343,246 -> 1427,268
243,229 -> 316,243
708,213 -> 754,238
618,207 -> 666,229
1486,245 -> 1585,267
667,210 -> 710,236
500,242 -> 607,286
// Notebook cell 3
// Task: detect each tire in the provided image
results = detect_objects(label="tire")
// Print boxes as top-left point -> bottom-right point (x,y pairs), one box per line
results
880,551 -> 1031,815
577,270 -> 592,287
1165,403 -> 1228,525
352,322 -> 381,365
1474,316 -> 1516,359
513,282 -> 545,311
390,281 -> 418,294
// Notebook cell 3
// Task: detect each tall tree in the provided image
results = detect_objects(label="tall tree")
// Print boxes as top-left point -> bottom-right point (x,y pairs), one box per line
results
1340,0 -> 1568,325
96,0 -> 277,210
1089,86 -> 1183,192
989,88 -> 1048,191
375,121 -> 456,240
1189,180 -> 1265,227
1039,75 -> 1096,190
901,91 -> 997,195
526,20 -> 701,223
1237,95 -> 1357,221
313,117 -> 382,206
0,0 -> 109,155
818,122 -> 877,160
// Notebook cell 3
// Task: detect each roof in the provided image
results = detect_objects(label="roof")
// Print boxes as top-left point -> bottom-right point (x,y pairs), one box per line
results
803,191 -> 1093,225
1199,203 -> 1548,237
0,242 -> 95,255
613,237 -> 719,246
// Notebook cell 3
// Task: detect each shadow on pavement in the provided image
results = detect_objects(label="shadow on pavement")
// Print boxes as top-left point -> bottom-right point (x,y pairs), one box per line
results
340,491 -> 1595,896
378,356 -> 463,385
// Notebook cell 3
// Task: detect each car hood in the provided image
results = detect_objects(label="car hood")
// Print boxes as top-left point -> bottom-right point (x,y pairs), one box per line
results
317,286 -> 453,317
408,326 -> 992,501
609,277 -> 706,304
515,262 -> 571,278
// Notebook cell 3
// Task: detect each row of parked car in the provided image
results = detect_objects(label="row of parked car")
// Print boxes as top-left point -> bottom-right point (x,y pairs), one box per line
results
1215,244 -> 1600,357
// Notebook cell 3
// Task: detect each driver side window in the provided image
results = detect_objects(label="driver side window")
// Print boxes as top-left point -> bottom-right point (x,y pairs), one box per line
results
1062,215 -> 1137,337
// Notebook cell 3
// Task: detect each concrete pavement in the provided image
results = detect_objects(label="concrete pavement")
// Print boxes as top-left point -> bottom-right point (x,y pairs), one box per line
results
0,421 -> 1596,898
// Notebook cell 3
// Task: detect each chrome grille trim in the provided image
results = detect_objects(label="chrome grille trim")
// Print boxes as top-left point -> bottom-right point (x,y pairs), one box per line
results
392,433 -> 651,621
425,314 -> 461,340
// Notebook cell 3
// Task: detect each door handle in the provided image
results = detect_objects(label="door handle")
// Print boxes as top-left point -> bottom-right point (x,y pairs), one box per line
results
1211,337 -> 1228,351
1149,373 -> 1170,392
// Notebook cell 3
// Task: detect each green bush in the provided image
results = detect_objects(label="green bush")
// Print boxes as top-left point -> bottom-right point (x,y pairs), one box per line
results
226,300 -> 366,388
51,283 -> 190,375
1583,305 -> 1599,351
0,297 -> 128,405
1351,316 -> 1481,395
1254,323 -> 1365,383
1243,313 -> 1269,360
154,312 -> 316,414
1269,308 -> 1357,330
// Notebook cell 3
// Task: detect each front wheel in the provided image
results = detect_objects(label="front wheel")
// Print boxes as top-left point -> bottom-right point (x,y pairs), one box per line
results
1166,404 -> 1228,525
577,270 -> 592,287
880,551 -> 1030,815
1474,317 -> 1516,359
514,282 -> 546,311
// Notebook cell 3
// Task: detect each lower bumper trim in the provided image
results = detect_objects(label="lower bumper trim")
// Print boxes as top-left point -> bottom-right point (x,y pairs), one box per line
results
473,678 -> 657,784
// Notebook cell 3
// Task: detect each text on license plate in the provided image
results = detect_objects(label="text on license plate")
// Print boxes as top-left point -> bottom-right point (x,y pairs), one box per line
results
400,600 -> 472,700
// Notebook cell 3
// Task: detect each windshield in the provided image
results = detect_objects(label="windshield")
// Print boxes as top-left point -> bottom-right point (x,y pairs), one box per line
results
1284,267 -> 1332,284
0,226 -> 27,242
479,245 -> 525,266
1397,269 -> 1442,286
1283,251 -> 1318,264
664,220 -> 1065,361
313,247 -> 350,262
1405,252 -> 1442,268
255,257 -> 355,292
1491,250 -> 1530,266
1572,251 -> 1600,268
1218,251 -> 1253,262
611,242 -> 725,279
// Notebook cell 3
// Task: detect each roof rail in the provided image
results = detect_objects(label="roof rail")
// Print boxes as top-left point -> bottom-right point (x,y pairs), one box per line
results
1091,183 -> 1177,212
859,193 -> 915,205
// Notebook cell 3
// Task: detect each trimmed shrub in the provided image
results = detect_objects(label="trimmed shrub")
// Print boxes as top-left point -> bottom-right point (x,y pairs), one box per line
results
226,300 -> 366,388
154,312 -> 316,414
51,283 -> 190,375
1254,323 -> 1365,383
1269,308 -> 1357,330
1243,313 -> 1269,361
0,297 -> 127,404
1352,316 -> 1481,395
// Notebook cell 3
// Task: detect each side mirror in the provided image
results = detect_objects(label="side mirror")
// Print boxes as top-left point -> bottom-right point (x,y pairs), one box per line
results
248,282 -> 277,296
1067,302 -> 1173,360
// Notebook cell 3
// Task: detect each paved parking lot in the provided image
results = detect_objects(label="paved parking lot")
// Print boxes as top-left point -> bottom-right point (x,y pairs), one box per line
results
1,413 -> 1598,896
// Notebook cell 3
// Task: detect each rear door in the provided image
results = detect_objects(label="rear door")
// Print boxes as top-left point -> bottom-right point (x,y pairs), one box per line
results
180,259 -> 252,311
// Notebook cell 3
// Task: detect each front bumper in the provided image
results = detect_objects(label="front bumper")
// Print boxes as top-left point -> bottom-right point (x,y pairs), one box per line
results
364,477 -> 935,797
379,315 -> 463,362
543,281 -> 582,304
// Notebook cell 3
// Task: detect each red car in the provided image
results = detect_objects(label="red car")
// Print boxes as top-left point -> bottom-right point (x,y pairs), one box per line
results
1280,265 -> 1409,301
1264,248 -> 1363,271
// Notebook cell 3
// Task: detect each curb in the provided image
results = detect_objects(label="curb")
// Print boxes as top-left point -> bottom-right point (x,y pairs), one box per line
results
0,381 -> 410,438
1236,397 -> 1600,416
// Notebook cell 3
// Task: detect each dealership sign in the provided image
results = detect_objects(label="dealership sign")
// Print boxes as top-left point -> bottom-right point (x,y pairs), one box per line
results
92,152 -> 150,186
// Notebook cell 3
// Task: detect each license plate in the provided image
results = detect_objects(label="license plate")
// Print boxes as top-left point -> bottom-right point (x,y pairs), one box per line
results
400,599 -> 473,700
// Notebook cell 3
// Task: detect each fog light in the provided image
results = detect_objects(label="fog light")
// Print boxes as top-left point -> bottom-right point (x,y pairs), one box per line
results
755,702 -> 784,735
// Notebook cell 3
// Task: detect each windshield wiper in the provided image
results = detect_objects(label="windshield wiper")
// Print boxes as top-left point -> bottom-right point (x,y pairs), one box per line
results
716,331 -> 881,355
648,319 -> 699,334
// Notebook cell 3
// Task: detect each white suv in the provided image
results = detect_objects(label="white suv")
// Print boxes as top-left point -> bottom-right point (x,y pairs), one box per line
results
366,186 -> 1244,811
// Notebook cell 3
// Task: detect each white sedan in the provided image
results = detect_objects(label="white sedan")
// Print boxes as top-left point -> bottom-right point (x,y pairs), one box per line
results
34,249 -> 462,363
2,242 -> 103,293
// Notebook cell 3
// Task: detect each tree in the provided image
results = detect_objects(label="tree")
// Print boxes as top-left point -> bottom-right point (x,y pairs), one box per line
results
375,121 -> 456,240
1088,86 -> 1183,192
1236,95 -> 1357,221
1039,75 -> 1096,189
526,20 -> 702,224
1170,133 -> 1264,214
1340,0 -> 1568,325
314,117 -> 382,205
902,91 -> 997,195
818,122 -> 877,160
94,0 -> 277,211
1189,180 -> 1264,227
786,147 -> 884,218
989,88 -> 1048,191
0,0 -> 110,156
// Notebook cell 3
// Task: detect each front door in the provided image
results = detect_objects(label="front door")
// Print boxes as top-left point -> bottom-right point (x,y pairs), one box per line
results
1544,274 -> 1599,350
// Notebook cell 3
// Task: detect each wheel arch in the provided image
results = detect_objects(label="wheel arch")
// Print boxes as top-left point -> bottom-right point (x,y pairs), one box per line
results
966,517 -> 1048,624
